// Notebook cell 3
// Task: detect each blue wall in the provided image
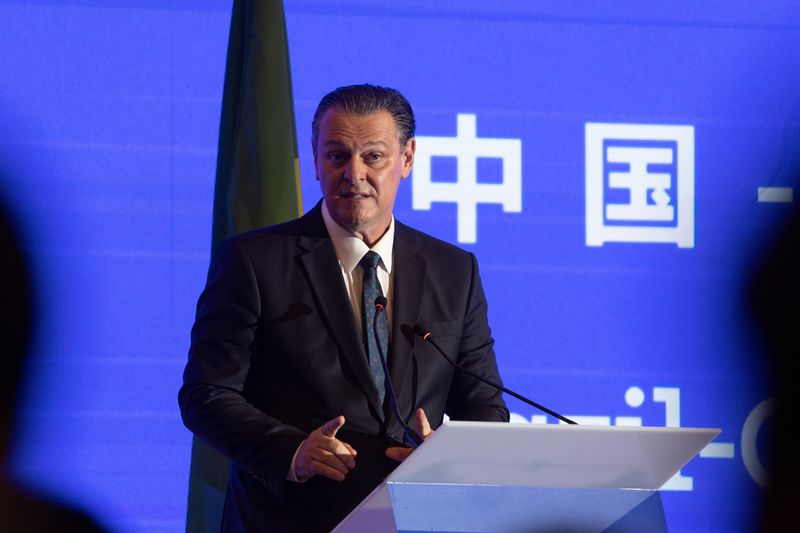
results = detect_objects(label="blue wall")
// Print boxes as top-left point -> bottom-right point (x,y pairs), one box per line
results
2,1 -> 798,531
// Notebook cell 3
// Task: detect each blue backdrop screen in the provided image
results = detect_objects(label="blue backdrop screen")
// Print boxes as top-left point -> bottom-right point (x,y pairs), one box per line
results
1,1 -> 798,531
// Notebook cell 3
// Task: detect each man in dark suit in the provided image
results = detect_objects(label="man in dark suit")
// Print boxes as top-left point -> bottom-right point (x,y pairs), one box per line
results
179,84 -> 508,532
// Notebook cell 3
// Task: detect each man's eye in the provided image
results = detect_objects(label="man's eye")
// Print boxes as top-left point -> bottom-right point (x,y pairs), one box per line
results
365,153 -> 383,162
328,152 -> 345,163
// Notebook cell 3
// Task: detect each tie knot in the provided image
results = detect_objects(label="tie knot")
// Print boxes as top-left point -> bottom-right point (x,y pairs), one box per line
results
359,251 -> 381,271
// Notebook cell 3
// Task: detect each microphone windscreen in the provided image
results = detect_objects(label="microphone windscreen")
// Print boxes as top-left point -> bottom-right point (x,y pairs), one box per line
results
374,296 -> 388,308
413,323 -> 428,337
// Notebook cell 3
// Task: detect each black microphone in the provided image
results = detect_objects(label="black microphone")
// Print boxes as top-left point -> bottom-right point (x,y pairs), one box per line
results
374,297 -> 425,448
413,323 -> 577,425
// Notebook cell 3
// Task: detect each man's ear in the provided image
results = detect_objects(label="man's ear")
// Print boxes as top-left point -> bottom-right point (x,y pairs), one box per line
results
401,138 -> 416,179
312,141 -> 319,181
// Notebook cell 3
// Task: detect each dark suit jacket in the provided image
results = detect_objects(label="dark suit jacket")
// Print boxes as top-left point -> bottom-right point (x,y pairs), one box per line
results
179,203 -> 508,532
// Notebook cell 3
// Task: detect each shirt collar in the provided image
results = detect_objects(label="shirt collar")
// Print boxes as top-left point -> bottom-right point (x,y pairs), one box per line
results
321,200 -> 394,275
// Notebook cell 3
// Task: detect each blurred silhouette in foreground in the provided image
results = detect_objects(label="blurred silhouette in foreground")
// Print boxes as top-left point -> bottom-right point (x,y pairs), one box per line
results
0,195 -> 106,532
747,187 -> 800,532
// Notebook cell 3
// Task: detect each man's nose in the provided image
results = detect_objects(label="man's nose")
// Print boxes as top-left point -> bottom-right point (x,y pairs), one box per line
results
343,157 -> 367,182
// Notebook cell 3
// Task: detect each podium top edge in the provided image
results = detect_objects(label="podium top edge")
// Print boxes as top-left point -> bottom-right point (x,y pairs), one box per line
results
443,420 -> 721,435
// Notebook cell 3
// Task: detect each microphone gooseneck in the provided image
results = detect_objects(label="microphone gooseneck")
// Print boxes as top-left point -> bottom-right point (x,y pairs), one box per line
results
413,322 -> 577,425
374,297 -> 424,447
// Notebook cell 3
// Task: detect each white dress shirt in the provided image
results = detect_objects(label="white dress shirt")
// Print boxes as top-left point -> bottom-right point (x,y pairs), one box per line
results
321,200 -> 394,332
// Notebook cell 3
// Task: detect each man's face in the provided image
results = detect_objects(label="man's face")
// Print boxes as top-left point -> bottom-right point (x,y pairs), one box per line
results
313,109 -> 415,245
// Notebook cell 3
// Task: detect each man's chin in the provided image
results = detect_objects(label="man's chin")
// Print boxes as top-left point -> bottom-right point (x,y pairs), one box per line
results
331,212 -> 368,234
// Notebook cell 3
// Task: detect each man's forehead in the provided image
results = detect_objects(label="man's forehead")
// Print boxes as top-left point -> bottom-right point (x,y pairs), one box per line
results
318,110 -> 401,144
322,138 -> 389,149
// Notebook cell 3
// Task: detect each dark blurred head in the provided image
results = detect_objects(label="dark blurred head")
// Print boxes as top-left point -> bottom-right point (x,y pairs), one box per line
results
0,197 -> 33,457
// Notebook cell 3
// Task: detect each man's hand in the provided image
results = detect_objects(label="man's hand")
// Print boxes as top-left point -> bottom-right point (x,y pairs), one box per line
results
295,415 -> 357,481
385,408 -> 433,462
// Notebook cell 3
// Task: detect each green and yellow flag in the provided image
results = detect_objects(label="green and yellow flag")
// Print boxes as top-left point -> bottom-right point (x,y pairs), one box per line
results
186,0 -> 301,530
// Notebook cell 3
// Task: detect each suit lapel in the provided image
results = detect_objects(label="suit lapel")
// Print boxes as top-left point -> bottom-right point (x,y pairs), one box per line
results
389,224 -> 426,406
296,207 -> 384,418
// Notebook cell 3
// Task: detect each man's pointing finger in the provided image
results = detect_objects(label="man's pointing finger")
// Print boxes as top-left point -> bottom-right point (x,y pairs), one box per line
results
320,415 -> 346,438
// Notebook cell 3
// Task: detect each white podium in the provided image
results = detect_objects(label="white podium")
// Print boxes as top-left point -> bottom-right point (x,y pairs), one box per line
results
333,422 -> 720,533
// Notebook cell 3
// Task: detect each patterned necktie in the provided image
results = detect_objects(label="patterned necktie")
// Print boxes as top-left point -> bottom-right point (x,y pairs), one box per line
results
360,251 -> 387,406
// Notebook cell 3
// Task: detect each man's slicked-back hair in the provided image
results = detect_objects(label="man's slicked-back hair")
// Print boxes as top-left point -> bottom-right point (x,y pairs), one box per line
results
312,84 -> 416,150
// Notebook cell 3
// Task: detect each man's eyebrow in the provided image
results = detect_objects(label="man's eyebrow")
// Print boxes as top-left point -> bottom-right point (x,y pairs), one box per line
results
322,140 -> 346,148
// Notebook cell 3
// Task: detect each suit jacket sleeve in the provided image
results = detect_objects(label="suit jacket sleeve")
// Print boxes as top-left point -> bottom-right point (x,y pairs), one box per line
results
178,236 -> 305,496
445,252 -> 509,422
